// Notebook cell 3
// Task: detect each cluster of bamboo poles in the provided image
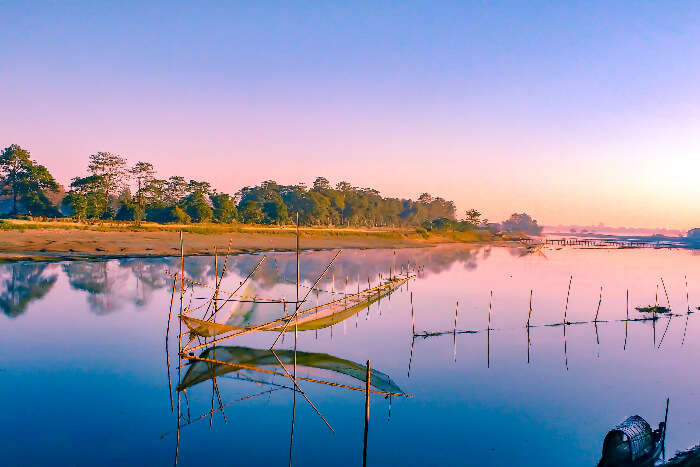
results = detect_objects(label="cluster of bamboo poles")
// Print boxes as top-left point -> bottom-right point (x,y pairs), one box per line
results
164,214 -> 414,466
407,274 -> 696,373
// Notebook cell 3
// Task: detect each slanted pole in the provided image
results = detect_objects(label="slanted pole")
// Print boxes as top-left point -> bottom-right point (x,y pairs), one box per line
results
564,275 -> 572,324
594,285 -> 603,322
527,289 -> 533,328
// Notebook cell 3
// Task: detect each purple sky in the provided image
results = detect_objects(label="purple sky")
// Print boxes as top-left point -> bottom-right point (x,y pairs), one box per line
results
2,1 -> 699,229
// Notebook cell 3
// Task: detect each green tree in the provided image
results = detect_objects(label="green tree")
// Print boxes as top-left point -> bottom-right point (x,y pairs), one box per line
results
129,161 -> 155,209
62,191 -> 88,220
239,200 -> 263,223
164,176 -> 189,205
115,200 -> 145,222
88,152 -> 128,217
262,198 -> 288,224
66,175 -> 108,219
211,193 -> 237,223
183,192 -> 213,222
0,144 -> 59,215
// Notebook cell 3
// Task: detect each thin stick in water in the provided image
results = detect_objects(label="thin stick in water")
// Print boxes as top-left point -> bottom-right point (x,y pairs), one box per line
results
594,285 -> 603,322
363,359 -> 371,467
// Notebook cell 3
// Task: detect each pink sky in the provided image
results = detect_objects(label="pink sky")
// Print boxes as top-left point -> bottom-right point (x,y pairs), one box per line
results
2,2 -> 699,230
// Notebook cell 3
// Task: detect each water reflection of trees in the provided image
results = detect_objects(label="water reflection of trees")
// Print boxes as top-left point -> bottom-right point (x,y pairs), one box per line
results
0,263 -> 58,317
62,262 -> 132,315
51,245 -> 496,314
225,245 -> 486,292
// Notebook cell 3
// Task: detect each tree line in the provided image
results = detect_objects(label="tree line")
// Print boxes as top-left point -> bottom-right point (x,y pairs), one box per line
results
0,144 -> 543,233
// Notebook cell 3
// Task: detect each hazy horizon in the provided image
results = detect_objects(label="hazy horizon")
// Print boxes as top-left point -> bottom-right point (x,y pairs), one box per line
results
2,1 -> 699,230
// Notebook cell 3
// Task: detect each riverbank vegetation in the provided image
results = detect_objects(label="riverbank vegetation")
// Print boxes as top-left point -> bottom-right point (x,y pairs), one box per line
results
0,144 -> 544,236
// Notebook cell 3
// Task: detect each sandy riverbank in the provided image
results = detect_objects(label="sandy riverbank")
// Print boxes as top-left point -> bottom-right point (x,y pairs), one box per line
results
0,220 -> 497,262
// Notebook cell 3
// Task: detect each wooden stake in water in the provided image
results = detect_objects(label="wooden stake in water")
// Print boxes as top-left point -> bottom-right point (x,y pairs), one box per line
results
488,290 -> 493,330
682,275 -> 690,346
453,301 -> 459,335
453,301 -> 459,362
594,285 -> 603,322
526,290 -> 533,328
363,360 -> 371,467
624,289 -> 629,351
661,277 -> 671,310
410,292 -> 415,335
564,275 -> 573,325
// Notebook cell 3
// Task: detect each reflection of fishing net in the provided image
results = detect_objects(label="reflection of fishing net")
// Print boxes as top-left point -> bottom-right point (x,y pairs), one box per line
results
181,277 -> 408,337
179,346 -> 404,394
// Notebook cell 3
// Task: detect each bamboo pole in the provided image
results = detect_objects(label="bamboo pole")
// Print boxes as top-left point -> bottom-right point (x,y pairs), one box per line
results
594,285 -> 603,322
682,275 -> 690,346
564,275 -> 572,325
363,359 -> 371,467
410,292 -> 415,335
289,212 -> 300,466
488,290 -> 493,330
453,301 -> 459,335
527,290 -> 533,328
624,289 -> 629,351
269,250 -> 342,349
208,256 -> 267,322
661,277 -> 671,310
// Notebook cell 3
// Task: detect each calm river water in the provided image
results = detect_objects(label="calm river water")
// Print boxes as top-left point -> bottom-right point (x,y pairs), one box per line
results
2,244 -> 699,466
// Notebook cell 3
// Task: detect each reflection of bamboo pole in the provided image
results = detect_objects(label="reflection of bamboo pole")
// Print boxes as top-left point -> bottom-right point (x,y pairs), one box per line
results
271,349 -> 334,433
166,278 -> 176,412
181,354 -> 410,397
363,360 -> 371,467
526,324 -> 531,364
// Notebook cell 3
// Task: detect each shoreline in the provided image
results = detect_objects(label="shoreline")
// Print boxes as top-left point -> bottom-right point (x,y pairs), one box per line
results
0,221 -> 500,262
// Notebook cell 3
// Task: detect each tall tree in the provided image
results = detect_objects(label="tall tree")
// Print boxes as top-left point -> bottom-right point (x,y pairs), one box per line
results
0,144 -> 59,214
88,152 -> 127,216
129,161 -> 155,209
164,176 -> 189,205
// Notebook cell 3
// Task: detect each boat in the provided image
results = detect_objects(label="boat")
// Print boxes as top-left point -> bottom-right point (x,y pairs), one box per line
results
597,406 -> 668,467
636,306 -> 671,314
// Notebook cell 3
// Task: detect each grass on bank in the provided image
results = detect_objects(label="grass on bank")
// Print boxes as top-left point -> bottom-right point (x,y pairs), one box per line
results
0,218 -> 494,242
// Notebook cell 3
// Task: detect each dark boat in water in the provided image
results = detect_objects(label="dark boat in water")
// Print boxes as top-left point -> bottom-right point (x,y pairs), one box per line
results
598,410 -> 667,467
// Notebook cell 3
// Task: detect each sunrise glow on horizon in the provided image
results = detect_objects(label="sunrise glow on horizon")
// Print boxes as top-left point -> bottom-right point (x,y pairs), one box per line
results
2,2 -> 699,230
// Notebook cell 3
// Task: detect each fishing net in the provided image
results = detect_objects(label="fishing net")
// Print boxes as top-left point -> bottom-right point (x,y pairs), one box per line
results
181,277 -> 408,337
